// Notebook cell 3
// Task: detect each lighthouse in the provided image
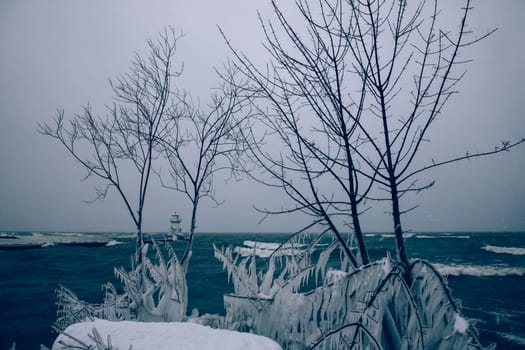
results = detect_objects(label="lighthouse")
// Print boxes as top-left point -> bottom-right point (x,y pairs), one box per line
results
169,212 -> 182,238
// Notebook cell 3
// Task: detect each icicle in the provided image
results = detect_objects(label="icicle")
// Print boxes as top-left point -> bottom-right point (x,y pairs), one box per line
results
259,255 -> 276,297
315,242 -> 338,285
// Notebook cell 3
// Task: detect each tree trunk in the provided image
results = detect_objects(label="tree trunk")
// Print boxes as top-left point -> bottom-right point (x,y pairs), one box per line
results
181,198 -> 198,269
351,201 -> 369,265
390,179 -> 409,270
344,135 -> 369,265
135,221 -> 144,265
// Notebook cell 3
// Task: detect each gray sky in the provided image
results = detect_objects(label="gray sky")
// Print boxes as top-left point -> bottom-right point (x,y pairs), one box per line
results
0,1 -> 524,234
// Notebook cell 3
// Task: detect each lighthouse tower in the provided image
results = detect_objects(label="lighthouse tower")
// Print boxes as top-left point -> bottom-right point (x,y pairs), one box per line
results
169,212 -> 182,238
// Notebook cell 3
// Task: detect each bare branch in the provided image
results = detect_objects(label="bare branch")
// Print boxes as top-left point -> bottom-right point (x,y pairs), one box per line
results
38,27 -> 184,254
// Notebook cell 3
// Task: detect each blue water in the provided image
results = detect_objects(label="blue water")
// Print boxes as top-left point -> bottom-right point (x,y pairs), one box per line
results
1,231 -> 524,349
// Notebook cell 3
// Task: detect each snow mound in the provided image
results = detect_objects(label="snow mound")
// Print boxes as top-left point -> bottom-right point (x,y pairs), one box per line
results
52,319 -> 282,350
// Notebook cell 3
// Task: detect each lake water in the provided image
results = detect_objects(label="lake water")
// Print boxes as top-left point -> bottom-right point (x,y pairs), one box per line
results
1,231 -> 524,349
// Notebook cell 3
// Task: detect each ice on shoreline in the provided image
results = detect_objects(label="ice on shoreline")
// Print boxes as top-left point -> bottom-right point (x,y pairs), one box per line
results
0,233 -> 111,249
234,240 -> 306,257
53,319 -> 282,350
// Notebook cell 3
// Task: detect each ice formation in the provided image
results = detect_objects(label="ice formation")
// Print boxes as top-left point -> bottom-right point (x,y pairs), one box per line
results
56,241 -> 188,330
454,313 -> 469,334
215,234 -> 488,349
54,233 -> 490,350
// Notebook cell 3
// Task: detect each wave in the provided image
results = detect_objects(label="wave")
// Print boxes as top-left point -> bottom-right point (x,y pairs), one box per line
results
0,232 -> 18,239
490,309 -> 525,324
115,233 -> 135,239
365,233 -> 418,239
366,234 -> 395,238
482,245 -> 525,256
432,263 -> 525,277
365,233 -> 415,239
364,233 -> 396,238
416,234 -> 470,239
106,240 -> 124,247
366,233 -> 470,239
30,231 -> 99,239
47,232 -> 94,238
60,232 -> 91,237
497,332 -> 525,346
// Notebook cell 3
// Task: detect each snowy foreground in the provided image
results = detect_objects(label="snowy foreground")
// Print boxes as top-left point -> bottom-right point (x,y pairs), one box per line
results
52,319 -> 282,350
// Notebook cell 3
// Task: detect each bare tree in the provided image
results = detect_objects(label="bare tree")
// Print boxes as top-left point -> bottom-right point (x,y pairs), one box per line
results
38,28 -> 184,255
222,0 -> 524,269
158,78 -> 248,267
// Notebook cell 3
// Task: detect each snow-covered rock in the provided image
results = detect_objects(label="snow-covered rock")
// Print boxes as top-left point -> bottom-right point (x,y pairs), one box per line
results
52,319 -> 282,350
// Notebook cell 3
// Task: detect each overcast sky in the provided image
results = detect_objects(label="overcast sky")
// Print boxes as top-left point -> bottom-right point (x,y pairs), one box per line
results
0,1 -> 524,234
